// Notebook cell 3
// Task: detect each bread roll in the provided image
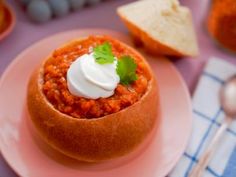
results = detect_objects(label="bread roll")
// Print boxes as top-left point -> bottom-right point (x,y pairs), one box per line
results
27,36 -> 159,162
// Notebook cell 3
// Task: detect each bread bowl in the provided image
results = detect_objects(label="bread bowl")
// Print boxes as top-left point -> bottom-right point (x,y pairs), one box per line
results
27,35 -> 159,162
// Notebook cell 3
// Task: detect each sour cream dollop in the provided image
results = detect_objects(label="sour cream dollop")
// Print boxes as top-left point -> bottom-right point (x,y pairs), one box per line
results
67,53 -> 120,99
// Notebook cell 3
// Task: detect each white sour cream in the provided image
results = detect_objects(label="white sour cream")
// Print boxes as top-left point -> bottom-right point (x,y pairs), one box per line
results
67,53 -> 120,99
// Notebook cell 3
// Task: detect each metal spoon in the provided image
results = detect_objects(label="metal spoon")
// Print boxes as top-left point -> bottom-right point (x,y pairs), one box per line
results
189,75 -> 236,177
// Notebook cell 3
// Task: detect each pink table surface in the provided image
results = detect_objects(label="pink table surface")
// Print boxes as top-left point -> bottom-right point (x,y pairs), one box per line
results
0,0 -> 235,176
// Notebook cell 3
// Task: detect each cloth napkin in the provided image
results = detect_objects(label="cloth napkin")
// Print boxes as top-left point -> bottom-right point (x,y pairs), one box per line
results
169,57 -> 236,177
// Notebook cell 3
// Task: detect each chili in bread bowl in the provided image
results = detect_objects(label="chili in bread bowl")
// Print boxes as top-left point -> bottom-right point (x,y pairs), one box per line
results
27,35 -> 159,162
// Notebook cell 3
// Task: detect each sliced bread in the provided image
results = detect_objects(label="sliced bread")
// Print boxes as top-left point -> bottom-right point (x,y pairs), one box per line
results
117,0 -> 199,57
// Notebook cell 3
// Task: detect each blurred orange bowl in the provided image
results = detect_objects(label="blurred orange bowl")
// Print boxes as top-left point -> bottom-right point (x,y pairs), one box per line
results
0,1 -> 16,41
0,2 -> 5,32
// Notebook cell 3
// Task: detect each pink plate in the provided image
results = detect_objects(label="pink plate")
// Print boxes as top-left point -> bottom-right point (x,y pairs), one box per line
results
0,29 -> 192,177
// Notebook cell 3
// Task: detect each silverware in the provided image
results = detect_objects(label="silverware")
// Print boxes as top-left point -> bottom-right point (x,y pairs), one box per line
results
189,75 -> 236,177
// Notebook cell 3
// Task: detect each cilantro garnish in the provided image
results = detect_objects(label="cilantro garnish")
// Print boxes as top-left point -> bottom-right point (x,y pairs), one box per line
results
93,42 -> 115,64
93,42 -> 138,85
116,56 -> 138,85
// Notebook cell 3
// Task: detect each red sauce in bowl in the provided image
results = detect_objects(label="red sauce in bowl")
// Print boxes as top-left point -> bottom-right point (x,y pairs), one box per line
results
43,36 -> 151,119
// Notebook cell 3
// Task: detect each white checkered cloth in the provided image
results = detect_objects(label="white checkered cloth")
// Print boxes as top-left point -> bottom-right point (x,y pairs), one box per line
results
169,58 -> 236,177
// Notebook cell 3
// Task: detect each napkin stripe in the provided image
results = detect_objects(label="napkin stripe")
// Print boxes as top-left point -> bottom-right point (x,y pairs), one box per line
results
184,152 -> 220,177
184,108 -> 222,177
193,109 -> 219,123
193,109 -> 236,136
222,147 -> 236,177
227,129 -> 236,136
203,71 -> 225,84
207,167 -> 221,177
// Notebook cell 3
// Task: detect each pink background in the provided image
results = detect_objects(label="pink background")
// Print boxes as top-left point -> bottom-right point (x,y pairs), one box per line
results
0,0 -> 235,176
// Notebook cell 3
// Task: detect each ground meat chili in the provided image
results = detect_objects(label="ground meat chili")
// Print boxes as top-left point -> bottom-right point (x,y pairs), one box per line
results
43,36 -> 151,119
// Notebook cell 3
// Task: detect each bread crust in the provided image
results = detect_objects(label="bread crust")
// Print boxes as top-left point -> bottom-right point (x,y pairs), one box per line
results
27,38 -> 159,162
120,16 -> 183,56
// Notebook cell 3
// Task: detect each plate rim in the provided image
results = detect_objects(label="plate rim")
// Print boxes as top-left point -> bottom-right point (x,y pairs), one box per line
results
0,29 -> 192,177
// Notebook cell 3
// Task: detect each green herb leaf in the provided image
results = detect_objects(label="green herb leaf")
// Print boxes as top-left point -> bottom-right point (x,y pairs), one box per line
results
116,56 -> 138,85
93,42 -> 115,64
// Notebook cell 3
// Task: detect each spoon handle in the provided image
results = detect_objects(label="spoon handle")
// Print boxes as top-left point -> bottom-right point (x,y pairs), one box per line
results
189,116 -> 232,177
